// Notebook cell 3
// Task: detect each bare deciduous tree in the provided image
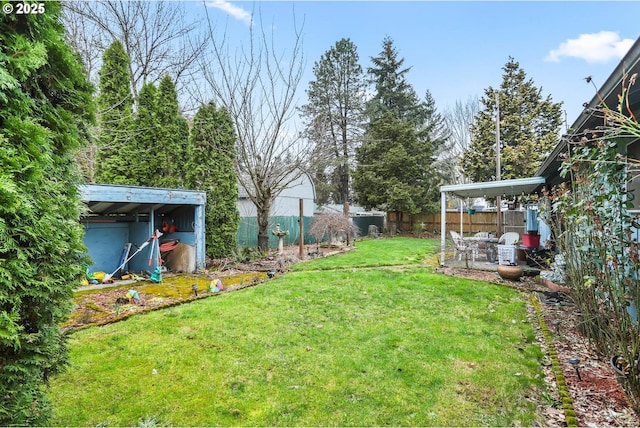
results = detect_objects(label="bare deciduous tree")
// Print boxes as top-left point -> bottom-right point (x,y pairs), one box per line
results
198,7 -> 314,251
438,96 -> 480,184
308,213 -> 359,247
62,0 -> 208,105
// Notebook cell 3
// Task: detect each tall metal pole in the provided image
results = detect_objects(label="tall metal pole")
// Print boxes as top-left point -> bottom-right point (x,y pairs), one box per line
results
495,91 -> 502,236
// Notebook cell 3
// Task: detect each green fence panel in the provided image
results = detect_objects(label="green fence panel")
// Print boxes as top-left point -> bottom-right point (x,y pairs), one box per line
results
237,216 -> 314,248
352,215 -> 385,237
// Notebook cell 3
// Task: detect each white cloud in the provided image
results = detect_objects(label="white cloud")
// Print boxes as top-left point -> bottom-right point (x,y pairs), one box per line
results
205,0 -> 253,26
545,31 -> 634,64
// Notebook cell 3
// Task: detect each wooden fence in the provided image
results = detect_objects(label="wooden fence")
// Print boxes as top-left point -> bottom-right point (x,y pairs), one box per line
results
387,210 -> 528,236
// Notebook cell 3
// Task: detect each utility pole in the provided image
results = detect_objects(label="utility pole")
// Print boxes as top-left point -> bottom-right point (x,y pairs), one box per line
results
495,91 -> 502,237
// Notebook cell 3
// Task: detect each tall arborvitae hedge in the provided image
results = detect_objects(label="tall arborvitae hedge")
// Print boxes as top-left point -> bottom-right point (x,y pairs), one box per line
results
0,2 -> 94,425
186,102 -> 239,257
154,74 -> 189,188
94,40 -> 135,184
132,82 -> 160,186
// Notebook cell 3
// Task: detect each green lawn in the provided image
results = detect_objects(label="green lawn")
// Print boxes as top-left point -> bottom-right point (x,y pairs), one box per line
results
294,237 -> 440,270
49,238 -> 546,426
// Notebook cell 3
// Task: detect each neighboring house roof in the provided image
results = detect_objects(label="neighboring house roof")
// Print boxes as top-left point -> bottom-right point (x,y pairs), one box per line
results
314,204 -> 385,216
537,36 -> 640,187
237,169 -> 316,201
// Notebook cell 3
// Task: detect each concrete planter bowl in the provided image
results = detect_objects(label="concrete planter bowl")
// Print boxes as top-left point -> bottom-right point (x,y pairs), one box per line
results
497,264 -> 523,280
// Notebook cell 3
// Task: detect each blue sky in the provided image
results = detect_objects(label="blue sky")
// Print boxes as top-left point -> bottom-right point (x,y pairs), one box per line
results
197,1 -> 639,129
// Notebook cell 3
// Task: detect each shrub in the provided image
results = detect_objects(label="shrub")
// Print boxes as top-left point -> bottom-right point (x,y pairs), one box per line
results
0,3 -> 94,424
542,74 -> 640,412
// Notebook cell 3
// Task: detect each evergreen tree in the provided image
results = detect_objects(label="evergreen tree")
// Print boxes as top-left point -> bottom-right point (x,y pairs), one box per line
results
153,74 -> 188,188
185,102 -> 239,257
367,36 -> 430,130
354,37 -> 446,219
299,38 -> 367,205
132,82 -> 160,186
0,3 -> 94,424
461,57 -> 563,182
94,40 -> 135,184
353,112 -> 440,223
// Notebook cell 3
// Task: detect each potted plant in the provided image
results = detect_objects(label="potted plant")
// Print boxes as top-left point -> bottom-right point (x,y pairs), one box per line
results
497,264 -> 523,280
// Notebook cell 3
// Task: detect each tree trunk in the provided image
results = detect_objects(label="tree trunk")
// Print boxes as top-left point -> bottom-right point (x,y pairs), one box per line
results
256,198 -> 272,252
395,210 -> 402,233
340,162 -> 349,206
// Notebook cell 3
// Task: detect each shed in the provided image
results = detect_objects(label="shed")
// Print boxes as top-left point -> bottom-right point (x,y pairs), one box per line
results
237,170 -> 316,248
79,184 -> 206,274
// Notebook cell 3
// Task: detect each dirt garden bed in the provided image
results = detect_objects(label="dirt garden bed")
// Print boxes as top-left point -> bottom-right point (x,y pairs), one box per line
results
67,245 -> 347,330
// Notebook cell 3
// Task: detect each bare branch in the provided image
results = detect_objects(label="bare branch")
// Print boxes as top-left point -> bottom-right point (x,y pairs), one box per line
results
62,0 -> 210,105
439,96 -> 480,184
198,4 -> 310,249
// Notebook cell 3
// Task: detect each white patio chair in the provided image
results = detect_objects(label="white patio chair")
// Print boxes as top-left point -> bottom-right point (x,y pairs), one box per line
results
498,232 -> 520,246
450,230 -> 478,263
472,231 -> 491,259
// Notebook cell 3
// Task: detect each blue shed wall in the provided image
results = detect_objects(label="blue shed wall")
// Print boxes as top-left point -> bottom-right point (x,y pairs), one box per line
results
82,221 -> 155,274
83,223 -> 129,274
80,184 -> 206,273
127,222 -> 154,273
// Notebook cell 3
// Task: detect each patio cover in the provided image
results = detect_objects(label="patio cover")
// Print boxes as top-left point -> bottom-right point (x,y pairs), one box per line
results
439,176 -> 546,265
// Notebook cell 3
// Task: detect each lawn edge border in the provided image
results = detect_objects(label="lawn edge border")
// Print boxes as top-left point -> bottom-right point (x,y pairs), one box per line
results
530,293 -> 578,427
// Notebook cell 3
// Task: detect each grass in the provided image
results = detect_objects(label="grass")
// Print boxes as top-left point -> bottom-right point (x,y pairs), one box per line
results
294,237 -> 440,270
49,237 -> 546,426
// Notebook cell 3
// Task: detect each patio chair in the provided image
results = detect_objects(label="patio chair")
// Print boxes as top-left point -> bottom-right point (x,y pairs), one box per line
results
450,230 -> 478,263
498,232 -> 520,246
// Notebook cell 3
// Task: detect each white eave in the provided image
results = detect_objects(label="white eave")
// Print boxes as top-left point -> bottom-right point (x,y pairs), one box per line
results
440,176 -> 547,199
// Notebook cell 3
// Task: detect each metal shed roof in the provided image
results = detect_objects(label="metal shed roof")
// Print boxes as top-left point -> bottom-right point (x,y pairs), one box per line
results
79,184 -> 206,216
440,176 -> 547,199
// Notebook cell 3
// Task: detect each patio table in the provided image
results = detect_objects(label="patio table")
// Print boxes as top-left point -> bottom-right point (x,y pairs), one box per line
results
463,237 -> 500,262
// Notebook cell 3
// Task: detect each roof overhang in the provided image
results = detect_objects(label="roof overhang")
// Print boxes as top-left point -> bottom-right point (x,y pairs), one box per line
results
537,36 -> 640,181
440,176 -> 546,199
79,184 -> 206,216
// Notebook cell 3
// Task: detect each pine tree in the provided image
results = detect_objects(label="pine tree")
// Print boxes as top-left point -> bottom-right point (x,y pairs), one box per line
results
461,57 -> 562,182
367,37 -> 430,130
185,102 -> 239,257
0,3 -> 94,424
354,37 -> 446,220
353,112 -> 440,218
299,38 -> 367,205
94,40 -> 135,184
